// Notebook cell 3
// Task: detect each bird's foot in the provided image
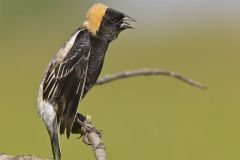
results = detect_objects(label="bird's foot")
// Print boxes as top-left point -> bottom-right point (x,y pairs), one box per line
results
81,115 -> 102,145
72,113 -> 102,145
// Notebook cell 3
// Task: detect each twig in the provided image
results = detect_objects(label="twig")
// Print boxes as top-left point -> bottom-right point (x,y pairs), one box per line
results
96,68 -> 206,89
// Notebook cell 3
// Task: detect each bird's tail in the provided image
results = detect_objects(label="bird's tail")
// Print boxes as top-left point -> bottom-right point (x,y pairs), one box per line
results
47,117 -> 61,160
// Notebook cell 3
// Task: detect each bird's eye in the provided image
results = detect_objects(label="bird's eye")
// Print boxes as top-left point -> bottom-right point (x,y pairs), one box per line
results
108,16 -> 117,23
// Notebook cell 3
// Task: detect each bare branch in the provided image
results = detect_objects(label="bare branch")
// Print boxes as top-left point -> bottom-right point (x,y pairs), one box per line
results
87,132 -> 106,160
96,68 -> 206,89
0,154 -> 47,160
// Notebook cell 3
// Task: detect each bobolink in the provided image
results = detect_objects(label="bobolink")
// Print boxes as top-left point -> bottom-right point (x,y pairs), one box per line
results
36,3 -> 135,160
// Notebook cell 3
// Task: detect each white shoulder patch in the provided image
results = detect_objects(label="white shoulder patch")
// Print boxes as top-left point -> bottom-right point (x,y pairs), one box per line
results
56,29 -> 84,62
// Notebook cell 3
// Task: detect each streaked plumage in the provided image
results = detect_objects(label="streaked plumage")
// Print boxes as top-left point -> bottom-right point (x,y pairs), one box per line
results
36,3 -> 135,160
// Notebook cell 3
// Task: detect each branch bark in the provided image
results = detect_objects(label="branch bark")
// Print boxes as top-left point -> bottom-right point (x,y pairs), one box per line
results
0,154 -> 47,160
96,68 -> 206,89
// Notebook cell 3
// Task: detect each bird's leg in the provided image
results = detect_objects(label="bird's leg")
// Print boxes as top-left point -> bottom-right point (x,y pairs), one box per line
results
71,113 -> 102,145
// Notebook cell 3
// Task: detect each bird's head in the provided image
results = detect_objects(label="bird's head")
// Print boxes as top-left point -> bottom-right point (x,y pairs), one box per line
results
83,3 -> 136,41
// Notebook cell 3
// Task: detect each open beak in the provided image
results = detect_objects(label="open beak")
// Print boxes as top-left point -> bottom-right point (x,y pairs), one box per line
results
120,15 -> 136,29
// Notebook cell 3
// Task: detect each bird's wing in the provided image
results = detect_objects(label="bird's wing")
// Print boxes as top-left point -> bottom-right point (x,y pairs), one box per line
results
43,55 -> 82,101
42,28 -> 91,137
43,28 -> 90,101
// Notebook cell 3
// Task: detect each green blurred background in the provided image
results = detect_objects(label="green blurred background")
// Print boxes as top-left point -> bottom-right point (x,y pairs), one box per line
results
1,0 -> 240,159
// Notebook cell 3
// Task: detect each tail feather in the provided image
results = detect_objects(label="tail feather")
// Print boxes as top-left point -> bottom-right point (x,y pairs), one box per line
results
39,101 -> 61,160
50,117 -> 61,160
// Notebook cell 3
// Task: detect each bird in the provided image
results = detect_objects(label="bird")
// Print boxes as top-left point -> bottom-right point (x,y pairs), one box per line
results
36,3 -> 135,160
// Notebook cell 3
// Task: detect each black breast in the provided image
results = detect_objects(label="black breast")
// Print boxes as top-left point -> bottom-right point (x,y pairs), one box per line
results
82,36 -> 109,97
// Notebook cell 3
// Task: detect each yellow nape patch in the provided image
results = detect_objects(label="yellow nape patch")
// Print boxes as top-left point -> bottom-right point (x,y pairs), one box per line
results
83,3 -> 108,35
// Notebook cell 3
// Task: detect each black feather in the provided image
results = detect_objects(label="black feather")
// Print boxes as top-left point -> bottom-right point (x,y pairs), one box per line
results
50,117 -> 61,160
